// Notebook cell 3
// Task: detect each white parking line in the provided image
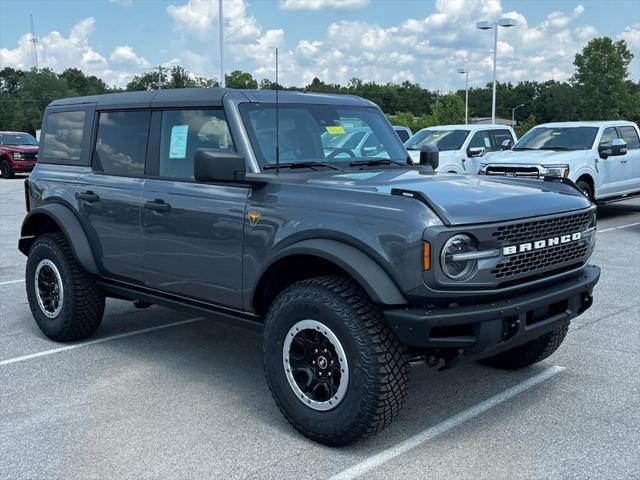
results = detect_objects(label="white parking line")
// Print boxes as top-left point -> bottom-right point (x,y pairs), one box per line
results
0,279 -> 24,286
598,221 -> 640,233
330,365 -> 566,480
0,317 -> 204,366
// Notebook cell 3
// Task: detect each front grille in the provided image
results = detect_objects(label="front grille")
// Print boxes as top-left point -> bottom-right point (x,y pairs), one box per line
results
485,165 -> 540,177
492,241 -> 589,279
17,152 -> 37,161
493,211 -> 593,245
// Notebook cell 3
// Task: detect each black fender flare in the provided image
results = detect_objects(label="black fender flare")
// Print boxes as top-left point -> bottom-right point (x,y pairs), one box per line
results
18,203 -> 100,275
257,239 -> 408,305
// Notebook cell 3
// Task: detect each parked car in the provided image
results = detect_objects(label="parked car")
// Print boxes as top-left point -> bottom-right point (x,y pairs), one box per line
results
321,127 -> 387,159
479,121 -> 640,204
20,88 -> 599,445
405,124 -> 516,173
393,125 -> 413,143
0,131 -> 39,178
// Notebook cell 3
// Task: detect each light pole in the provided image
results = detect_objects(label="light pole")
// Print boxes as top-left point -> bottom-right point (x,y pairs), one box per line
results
219,0 -> 225,87
457,68 -> 469,125
476,18 -> 517,124
511,103 -> 524,128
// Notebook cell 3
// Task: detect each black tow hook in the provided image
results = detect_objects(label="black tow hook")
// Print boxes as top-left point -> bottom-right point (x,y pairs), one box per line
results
577,293 -> 593,314
133,299 -> 153,309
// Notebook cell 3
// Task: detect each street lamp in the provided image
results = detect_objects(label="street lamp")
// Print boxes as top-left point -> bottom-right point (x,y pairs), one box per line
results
457,68 -> 469,125
511,103 -> 524,128
476,18 -> 518,124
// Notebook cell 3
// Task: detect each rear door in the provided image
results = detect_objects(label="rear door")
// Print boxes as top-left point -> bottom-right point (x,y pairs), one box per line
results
618,125 -> 640,192
140,108 -> 247,309
77,110 -> 149,281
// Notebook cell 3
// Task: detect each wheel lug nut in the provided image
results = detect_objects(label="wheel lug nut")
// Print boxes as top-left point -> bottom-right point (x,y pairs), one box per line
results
312,360 -> 315,364
314,349 -> 318,353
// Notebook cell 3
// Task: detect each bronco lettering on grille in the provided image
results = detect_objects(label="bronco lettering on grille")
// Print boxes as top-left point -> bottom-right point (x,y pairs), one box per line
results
503,232 -> 582,256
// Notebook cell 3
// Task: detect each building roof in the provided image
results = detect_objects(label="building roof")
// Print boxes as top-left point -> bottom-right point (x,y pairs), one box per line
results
48,88 -> 373,110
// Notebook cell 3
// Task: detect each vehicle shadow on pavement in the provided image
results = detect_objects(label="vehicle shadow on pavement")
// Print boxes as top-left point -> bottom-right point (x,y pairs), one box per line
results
596,202 -> 640,220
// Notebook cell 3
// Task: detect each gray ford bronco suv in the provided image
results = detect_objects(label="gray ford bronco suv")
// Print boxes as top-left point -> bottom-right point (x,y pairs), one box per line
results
20,88 -> 600,445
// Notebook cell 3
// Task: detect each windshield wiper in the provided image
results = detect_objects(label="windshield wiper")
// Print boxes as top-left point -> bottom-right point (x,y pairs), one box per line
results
349,159 -> 406,167
512,147 -> 539,151
263,161 -> 342,171
538,147 -> 574,151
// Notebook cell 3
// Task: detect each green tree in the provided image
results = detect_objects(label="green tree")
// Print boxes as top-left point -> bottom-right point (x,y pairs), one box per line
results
0,67 -> 26,94
534,81 -> 581,123
516,115 -> 538,138
572,37 -> 634,119
16,69 -> 73,133
225,70 -> 258,89
60,68 -> 110,96
126,70 -> 167,91
432,94 -> 465,124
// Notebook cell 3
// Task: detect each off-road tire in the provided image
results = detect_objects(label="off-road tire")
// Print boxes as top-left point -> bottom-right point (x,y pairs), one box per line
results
263,275 -> 408,446
576,180 -> 594,203
26,232 -> 105,341
1,160 -> 15,179
480,323 -> 569,370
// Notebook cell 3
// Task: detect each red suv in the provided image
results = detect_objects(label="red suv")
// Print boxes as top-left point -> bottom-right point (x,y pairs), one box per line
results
0,131 -> 39,178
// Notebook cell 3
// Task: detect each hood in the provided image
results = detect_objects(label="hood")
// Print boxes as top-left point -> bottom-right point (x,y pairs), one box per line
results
2,145 -> 39,153
287,168 -> 590,225
485,149 -> 588,165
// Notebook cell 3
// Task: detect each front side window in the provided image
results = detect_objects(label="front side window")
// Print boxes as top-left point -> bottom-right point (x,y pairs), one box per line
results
159,109 -> 235,179
468,130 -> 494,152
619,126 -> 640,149
1,133 -> 38,146
405,129 -> 469,152
95,111 -> 150,177
239,104 -> 406,167
515,127 -> 598,151
41,111 -> 85,162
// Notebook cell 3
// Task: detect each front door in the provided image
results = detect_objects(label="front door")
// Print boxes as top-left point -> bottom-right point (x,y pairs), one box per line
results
597,127 -> 633,197
78,110 -> 149,282
140,108 -> 247,309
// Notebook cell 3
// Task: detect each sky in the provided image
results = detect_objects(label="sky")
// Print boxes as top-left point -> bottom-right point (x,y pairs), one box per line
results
1,0 -> 639,91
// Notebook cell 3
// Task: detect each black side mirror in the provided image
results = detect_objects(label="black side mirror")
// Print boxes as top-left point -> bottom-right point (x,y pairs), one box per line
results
419,143 -> 439,170
194,149 -> 246,183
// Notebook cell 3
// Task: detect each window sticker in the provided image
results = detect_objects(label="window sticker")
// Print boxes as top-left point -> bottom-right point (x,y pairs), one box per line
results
326,125 -> 346,135
169,125 -> 189,159
484,136 -> 491,148
551,131 -> 561,136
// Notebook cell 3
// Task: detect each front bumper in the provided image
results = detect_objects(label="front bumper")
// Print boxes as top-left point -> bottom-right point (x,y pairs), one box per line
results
12,161 -> 36,173
385,265 -> 600,363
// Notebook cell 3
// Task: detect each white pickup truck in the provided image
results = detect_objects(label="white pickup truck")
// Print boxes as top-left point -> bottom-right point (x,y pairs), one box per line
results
479,121 -> 640,204
405,124 -> 517,173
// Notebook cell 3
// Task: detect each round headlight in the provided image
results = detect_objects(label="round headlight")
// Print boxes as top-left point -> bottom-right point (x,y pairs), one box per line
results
440,234 -> 478,281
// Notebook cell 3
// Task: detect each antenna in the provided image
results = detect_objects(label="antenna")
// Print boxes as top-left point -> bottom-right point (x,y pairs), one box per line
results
275,47 -> 280,173
30,14 -> 39,70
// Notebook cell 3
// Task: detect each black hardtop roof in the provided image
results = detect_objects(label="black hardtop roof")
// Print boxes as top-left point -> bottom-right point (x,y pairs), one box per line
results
48,88 -> 373,110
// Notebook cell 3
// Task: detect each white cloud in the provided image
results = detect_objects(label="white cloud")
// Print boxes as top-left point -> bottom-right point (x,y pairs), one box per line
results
280,0 -> 368,10
109,46 -> 150,68
618,23 -> 640,49
167,0 -> 260,39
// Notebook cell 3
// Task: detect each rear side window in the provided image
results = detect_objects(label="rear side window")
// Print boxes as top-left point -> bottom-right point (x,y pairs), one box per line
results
41,111 -> 86,163
95,111 -> 150,177
619,126 -> 640,149
159,109 -> 234,180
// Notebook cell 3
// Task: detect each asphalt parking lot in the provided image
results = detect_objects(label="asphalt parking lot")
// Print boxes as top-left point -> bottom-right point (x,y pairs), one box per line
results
1,175 -> 639,480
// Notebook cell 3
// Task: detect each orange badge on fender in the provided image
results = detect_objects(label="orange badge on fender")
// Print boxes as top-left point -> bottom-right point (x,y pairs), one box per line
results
248,211 -> 261,226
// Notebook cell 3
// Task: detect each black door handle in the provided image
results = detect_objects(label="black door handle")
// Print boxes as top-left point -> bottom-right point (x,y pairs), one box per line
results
76,190 -> 99,203
144,199 -> 171,213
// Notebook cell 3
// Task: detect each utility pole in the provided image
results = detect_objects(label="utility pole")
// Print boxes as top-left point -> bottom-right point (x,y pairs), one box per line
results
219,0 -> 225,87
156,65 -> 165,90
30,14 -> 39,70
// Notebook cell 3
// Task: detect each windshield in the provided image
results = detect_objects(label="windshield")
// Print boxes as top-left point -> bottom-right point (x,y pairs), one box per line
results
239,104 -> 407,168
514,127 -> 598,151
405,129 -> 469,151
1,133 -> 38,146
